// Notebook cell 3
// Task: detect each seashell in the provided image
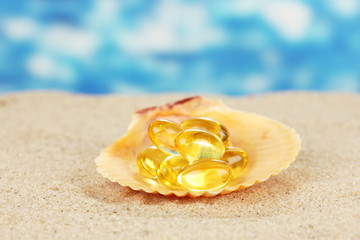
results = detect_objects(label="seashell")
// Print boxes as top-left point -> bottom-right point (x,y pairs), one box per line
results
95,96 -> 301,197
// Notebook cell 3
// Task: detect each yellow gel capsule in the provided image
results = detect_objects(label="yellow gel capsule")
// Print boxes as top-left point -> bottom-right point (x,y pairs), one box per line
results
221,147 -> 248,178
148,119 -> 183,154
157,155 -> 189,189
180,117 -> 230,145
175,129 -> 225,162
137,146 -> 170,178
178,159 -> 233,191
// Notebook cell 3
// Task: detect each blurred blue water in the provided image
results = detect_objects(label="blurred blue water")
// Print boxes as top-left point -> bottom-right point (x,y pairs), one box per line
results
0,0 -> 359,95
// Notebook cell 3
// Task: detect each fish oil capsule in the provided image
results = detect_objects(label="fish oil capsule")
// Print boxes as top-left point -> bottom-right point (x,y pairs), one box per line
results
157,155 -> 189,189
148,119 -> 183,154
181,117 -> 230,145
221,147 -> 248,178
137,146 -> 170,178
175,129 -> 225,162
178,159 -> 233,191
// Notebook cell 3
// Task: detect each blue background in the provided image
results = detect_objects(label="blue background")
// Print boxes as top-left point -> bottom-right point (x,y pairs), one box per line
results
0,0 -> 360,95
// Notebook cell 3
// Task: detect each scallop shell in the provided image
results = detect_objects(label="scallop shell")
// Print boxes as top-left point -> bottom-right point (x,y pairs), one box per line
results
95,96 -> 301,197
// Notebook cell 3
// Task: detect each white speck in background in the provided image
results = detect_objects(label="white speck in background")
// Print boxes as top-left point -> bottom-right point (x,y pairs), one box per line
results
111,81 -> 146,94
2,18 -> 38,40
326,74 -> 359,92
42,24 -> 99,59
329,0 -> 359,17
242,74 -> 272,93
26,54 -> 75,82
89,0 -> 122,26
27,54 -> 56,79
223,0 -> 266,16
261,1 -> 313,41
116,0 -> 225,54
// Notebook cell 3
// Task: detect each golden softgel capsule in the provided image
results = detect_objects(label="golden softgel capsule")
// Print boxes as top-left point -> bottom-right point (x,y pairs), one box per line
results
181,117 -> 230,145
148,119 -> 183,154
178,159 -> 233,191
157,155 -> 189,189
175,129 -> 225,162
137,146 -> 169,178
221,147 -> 248,177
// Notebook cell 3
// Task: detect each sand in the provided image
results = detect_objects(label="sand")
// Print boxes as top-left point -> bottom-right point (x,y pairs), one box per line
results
0,91 -> 359,240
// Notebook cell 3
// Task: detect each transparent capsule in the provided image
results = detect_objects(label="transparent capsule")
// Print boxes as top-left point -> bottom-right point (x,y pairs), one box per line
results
178,159 -> 233,191
136,146 -> 170,178
175,129 -> 225,162
181,117 -> 230,145
157,155 -> 189,189
221,147 -> 248,178
148,119 -> 183,154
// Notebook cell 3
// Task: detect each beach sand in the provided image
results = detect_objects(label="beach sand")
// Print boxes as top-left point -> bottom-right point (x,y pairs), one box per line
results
0,91 -> 359,239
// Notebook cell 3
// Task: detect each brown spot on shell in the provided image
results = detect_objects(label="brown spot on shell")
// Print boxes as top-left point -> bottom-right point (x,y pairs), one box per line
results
136,106 -> 157,115
135,96 -> 201,115
261,130 -> 269,140
167,96 -> 201,109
